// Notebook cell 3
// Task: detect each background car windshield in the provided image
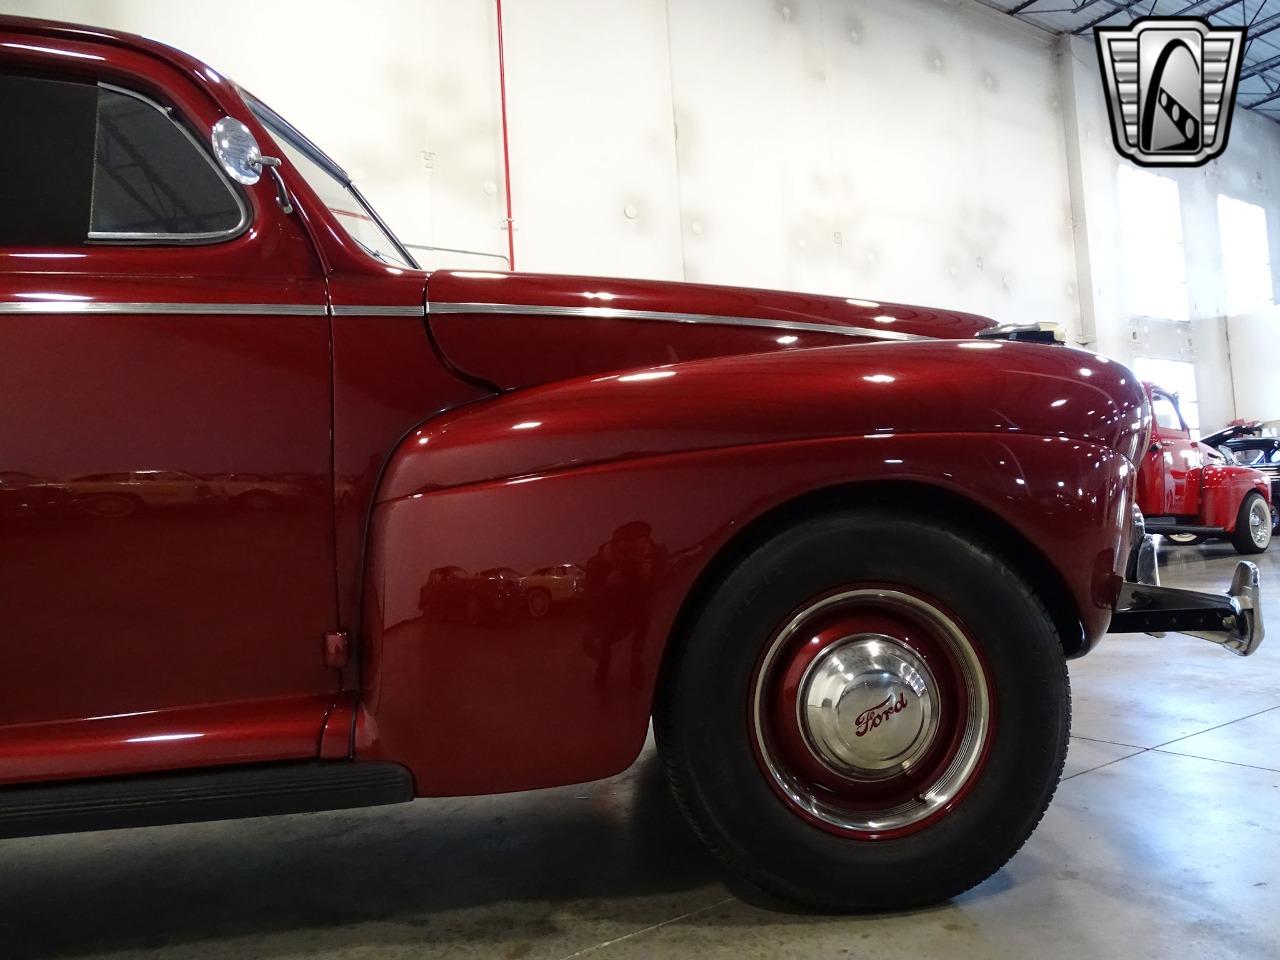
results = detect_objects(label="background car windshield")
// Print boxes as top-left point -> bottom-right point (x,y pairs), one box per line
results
244,94 -> 414,269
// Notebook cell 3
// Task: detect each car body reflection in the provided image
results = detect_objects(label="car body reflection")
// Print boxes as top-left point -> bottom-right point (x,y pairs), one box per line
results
0,470 -> 322,521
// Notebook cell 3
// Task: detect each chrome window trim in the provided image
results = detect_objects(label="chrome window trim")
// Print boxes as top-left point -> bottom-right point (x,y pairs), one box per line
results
243,91 -> 420,270
424,301 -> 928,342
89,83 -> 251,246
0,302 -> 324,316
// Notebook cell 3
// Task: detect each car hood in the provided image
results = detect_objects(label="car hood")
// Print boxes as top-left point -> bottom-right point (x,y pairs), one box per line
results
426,270 -> 1000,392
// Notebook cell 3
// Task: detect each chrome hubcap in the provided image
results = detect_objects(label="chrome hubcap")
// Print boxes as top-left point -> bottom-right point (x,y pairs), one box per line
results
751,588 -> 993,837
800,635 -> 939,781
1250,499 -> 1271,547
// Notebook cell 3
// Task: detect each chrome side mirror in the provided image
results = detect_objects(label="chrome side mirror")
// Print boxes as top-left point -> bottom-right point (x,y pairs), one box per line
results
211,117 -> 292,214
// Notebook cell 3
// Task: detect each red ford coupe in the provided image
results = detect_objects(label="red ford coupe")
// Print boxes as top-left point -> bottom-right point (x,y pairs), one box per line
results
0,16 -> 1265,912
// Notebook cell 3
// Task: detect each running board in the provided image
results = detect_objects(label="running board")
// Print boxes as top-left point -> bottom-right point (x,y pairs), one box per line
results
0,761 -> 412,840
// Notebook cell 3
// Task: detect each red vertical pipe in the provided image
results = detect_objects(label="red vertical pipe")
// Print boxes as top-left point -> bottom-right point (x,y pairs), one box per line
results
495,0 -> 516,270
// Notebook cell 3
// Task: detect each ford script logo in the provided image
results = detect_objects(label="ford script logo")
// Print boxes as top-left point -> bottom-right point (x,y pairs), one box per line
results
854,691 -> 908,738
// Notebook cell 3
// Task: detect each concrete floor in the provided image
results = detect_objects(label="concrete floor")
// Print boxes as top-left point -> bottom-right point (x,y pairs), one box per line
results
3,543 -> 1278,959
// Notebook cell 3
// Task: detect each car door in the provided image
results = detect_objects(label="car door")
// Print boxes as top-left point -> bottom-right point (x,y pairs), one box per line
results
0,67 -> 337,783
1148,388 -> 1200,517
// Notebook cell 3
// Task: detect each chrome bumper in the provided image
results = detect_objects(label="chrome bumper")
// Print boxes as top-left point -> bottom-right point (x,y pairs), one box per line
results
1109,534 -> 1265,657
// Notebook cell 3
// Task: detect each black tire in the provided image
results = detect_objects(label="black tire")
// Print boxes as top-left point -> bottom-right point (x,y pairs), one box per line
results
655,507 -> 1070,911
1165,532 -> 1206,546
1230,492 -> 1272,554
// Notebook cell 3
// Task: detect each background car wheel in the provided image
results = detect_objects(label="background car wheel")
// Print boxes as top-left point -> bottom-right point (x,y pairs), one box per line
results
526,588 -> 552,619
79,494 -> 139,519
1165,532 -> 1206,546
238,490 -> 278,511
655,506 -> 1070,911
1231,493 -> 1272,554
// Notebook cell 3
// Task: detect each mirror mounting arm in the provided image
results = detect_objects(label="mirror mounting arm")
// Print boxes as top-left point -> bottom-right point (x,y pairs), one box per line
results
256,155 -> 293,215
211,117 -> 292,216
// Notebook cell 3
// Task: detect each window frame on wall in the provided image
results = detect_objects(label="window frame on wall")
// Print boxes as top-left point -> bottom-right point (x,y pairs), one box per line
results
1217,193 -> 1274,317
1116,164 -> 1189,324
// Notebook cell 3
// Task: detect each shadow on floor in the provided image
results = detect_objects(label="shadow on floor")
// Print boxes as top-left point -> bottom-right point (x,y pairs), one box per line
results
0,752 -> 729,959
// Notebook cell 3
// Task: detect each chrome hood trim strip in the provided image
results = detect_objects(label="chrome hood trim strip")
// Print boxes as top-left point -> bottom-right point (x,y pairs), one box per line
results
0,302 -> 325,316
0,303 -> 429,318
331,305 -> 425,317
425,301 -> 929,342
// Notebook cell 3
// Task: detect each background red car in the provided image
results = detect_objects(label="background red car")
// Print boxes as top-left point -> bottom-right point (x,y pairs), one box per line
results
1137,383 -> 1272,554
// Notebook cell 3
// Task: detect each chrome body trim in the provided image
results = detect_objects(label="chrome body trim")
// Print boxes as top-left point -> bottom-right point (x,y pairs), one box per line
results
0,302 -> 325,316
0,302 -> 433,318
425,301 -> 929,342
330,305 -> 425,317
89,83 -> 251,246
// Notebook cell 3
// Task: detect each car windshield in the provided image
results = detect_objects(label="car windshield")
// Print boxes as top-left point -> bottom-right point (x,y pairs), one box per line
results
1230,443 -> 1280,466
243,93 -> 417,270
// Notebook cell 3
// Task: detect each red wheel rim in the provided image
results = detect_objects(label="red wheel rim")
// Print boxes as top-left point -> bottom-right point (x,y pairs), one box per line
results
749,586 -> 995,840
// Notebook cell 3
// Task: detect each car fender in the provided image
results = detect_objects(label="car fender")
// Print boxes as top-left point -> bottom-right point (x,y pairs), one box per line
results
378,339 -> 1147,501
359,342 -> 1146,796
1201,462 -> 1272,531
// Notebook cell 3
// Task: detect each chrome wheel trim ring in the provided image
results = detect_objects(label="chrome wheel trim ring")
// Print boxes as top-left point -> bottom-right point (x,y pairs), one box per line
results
1250,498 -> 1271,548
752,588 -> 992,835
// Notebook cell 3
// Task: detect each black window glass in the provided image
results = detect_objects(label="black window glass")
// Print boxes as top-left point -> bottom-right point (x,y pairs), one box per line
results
0,76 -> 245,245
90,87 -> 243,237
0,74 -> 97,245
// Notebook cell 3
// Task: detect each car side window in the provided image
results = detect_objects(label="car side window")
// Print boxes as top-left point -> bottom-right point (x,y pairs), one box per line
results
91,86 -> 246,239
1150,393 -> 1184,433
0,74 -> 246,246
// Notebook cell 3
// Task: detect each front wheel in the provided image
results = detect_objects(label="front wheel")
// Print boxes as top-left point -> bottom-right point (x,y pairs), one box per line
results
1165,532 -> 1206,546
655,507 -> 1070,911
1231,493 -> 1272,554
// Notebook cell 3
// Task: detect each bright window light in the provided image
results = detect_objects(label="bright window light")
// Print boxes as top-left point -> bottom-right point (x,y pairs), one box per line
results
1132,357 -> 1200,438
1217,194 -> 1273,316
1118,165 -> 1188,323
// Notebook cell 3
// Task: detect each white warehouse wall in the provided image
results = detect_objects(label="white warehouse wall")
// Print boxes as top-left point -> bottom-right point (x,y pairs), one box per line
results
2,0 -> 1079,325
1229,306 -> 1280,423
3,0 -> 1278,422
504,0 -> 1079,328
1059,33 -> 1280,431
1,0 -> 511,267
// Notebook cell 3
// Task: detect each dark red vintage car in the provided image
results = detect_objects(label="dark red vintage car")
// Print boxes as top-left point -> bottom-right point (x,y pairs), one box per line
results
1202,421 -> 1280,533
0,16 -> 1265,912
1137,383 -> 1272,553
